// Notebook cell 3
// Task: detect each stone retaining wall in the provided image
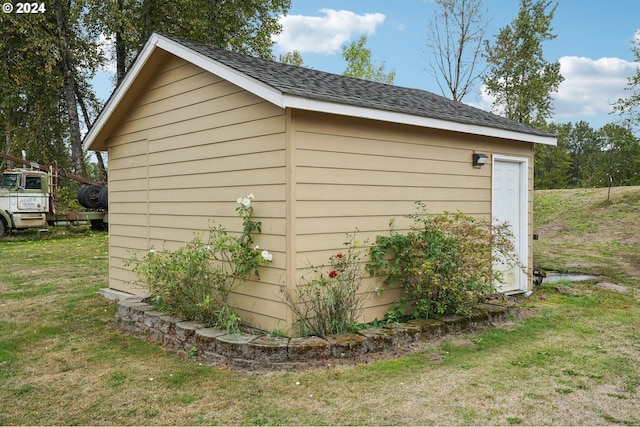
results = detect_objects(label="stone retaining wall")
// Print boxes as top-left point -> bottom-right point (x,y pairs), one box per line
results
114,296 -> 511,369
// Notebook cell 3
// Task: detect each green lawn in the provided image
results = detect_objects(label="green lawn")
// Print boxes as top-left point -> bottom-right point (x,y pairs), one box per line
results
534,186 -> 640,284
1,187 -> 639,425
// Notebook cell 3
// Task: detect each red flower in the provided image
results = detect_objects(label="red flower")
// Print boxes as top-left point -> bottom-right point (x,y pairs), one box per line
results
329,270 -> 338,278
336,253 -> 343,259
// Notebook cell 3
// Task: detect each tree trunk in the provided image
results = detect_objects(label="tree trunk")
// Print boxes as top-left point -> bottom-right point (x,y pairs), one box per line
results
75,85 -> 107,182
2,52 -> 14,170
55,0 -> 87,177
3,118 -> 13,169
115,0 -> 127,84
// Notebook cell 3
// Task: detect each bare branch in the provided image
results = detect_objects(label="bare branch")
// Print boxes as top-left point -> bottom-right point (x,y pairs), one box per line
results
425,0 -> 490,102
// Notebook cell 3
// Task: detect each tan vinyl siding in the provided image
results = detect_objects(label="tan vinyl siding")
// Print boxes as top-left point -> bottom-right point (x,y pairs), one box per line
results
291,110 -> 533,323
107,55 -> 288,331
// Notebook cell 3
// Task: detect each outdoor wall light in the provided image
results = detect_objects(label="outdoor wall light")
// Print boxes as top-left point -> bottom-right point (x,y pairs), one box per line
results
473,153 -> 489,167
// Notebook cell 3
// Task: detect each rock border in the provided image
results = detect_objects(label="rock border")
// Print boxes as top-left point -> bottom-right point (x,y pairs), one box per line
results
114,296 -> 512,369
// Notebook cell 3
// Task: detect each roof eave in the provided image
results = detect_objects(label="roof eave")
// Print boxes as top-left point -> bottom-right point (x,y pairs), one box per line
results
283,95 -> 557,145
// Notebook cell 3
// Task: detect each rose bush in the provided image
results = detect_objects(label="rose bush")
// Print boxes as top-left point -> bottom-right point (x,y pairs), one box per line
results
281,233 -> 368,338
126,194 -> 271,333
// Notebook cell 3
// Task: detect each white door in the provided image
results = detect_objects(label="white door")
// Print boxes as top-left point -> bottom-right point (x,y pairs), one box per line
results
492,156 -> 528,293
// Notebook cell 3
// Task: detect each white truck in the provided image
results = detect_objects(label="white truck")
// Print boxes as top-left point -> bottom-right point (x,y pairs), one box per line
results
0,152 -> 107,238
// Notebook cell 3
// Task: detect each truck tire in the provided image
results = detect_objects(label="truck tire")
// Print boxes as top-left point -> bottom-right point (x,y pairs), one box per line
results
77,186 -> 89,208
0,219 -> 6,239
98,186 -> 108,209
90,219 -> 108,231
78,186 -> 102,209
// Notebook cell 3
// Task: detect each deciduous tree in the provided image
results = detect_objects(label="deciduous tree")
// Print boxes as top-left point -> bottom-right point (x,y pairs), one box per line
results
534,122 -> 571,189
279,50 -> 306,67
55,0 -> 88,177
342,35 -> 396,84
0,11 -> 72,171
567,121 -> 600,188
89,0 -> 291,84
425,0 -> 489,101
534,121 -> 640,190
613,30 -> 640,130
483,0 -> 563,127
597,123 -> 640,188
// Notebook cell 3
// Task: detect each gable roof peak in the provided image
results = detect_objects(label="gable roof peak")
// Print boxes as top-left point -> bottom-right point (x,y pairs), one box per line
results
84,32 -> 556,151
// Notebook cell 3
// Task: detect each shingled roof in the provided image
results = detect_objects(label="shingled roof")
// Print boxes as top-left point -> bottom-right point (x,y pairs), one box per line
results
84,33 -> 556,151
166,34 -> 554,139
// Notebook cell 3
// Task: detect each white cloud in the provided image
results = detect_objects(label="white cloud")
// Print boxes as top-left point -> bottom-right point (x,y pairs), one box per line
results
472,85 -> 499,115
553,56 -> 637,122
274,9 -> 386,55
474,56 -> 639,127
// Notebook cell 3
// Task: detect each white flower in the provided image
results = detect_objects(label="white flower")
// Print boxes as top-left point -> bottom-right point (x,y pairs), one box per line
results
261,250 -> 273,261
149,248 -> 157,254
254,245 -> 259,250
238,194 -> 254,205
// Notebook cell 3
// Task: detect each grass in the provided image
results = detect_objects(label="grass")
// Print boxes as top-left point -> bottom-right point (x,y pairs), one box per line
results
1,188 -> 640,425
534,186 -> 640,284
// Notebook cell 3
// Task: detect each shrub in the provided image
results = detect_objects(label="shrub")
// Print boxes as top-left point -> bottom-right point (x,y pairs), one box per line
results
125,193 -> 271,333
281,233 -> 367,338
369,202 -> 522,319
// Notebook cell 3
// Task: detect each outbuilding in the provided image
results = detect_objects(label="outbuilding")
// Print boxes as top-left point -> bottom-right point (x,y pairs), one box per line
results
84,33 -> 556,333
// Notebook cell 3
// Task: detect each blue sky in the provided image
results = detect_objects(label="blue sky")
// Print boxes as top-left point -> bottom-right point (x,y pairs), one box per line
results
271,0 -> 640,129
94,0 -> 640,130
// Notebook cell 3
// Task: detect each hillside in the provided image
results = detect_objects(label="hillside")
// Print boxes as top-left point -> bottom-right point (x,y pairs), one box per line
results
533,186 -> 640,284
